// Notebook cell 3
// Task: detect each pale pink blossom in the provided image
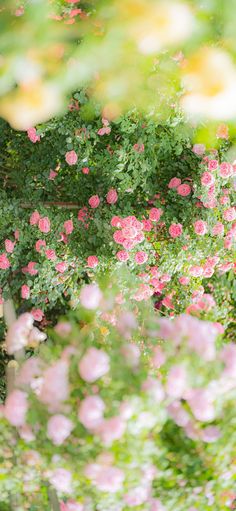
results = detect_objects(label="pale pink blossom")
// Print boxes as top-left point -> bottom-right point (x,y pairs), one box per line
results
55,262 -> 68,273
27,127 -> 40,143
60,501 -> 83,511
65,150 -> 78,165
201,426 -> 220,443
220,343 -> 236,377
0,253 -> 10,269
106,189 -> 118,204
124,486 -> 149,506
47,415 -> 73,445
49,170 -> 58,180
135,251 -> 148,265
79,347 -> 109,382
201,172 -> 215,187
97,416 -> 126,445
121,343 -> 140,367
192,144 -> 205,155
38,216 -> 51,233
35,239 -> 46,252
167,401 -> 190,427
87,256 -> 99,268
50,468 -> 72,494
152,346 -> 166,368
45,249 -> 56,260
85,463 -> 124,493
187,389 -> 215,422
4,390 -> 28,426
194,220 -> 208,235
223,207 -> 236,222
30,210 -> 40,225
168,177 -> 181,189
189,266 -> 203,277
166,366 -> 187,398
111,216 -> 122,227
64,219 -> 74,234
21,284 -> 30,299
80,284 -> 102,310
31,308 -> 44,321
6,312 -> 34,354
177,183 -> 191,196
16,357 -> 41,386
149,498 -> 166,511
78,395 -> 105,430
208,159 -> 218,171
116,250 -> 129,262
179,276 -> 190,285
88,195 -> 100,208
169,223 -> 183,238
5,239 -> 15,253
212,222 -> 224,236
149,208 -> 162,222
142,377 -> 164,402
219,162 -> 233,178
39,360 -> 69,409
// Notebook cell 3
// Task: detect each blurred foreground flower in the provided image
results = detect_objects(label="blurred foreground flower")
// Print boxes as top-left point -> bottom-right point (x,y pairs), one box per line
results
181,48 -> 236,120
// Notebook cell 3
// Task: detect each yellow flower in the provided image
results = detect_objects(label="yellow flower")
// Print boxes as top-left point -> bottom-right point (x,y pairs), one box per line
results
181,48 -> 236,120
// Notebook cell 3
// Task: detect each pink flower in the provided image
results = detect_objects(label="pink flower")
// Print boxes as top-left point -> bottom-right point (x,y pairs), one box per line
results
135,251 -> 148,265
208,159 -> 218,171
85,464 -> 124,493
97,416 -> 126,445
98,126 -> 111,136
142,219 -> 152,231
87,256 -> 99,268
47,414 -> 73,445
27,261 -> 38,275
187,389 -> 215,422
55,262 -> 68,273
54,322 -> 72,338
21,284 -> 30,299
149,208 -> 162,222
201,172 -> 215,187
177,183 -> 191,196
194,220 -> 208,235
65,150 -> 78,165
35,239 -> 46,252
50,468 -> 72,494
0,253 -> 10,269
39,360 -> 69,409
88,195 -> 100,208
82,167 -> 90,174
38,217 -> 50,233
116,250 -> 129,262
203,266 -> 214,278
78,395 -> 105,430
31,308 -> 44,321
79,347 -> 110,382
80,284 -> 102,310
166,366 -> 186,398
49,170 -> 58,180
30,210 -> 40,225
60,502 -> 83,511
179,276 -> 190,285
223,207 -> 236,222
111,216 -> 122,227
5,239 -> 15,253
169,223 -> 183,238
45,249 -> 56,261
27,127 -> 40,143
4,390 -> 28,427
201,426 -> 220,443
212,222 -> 224,236
133,143 -> 144,153
106,188 -> 118,204
219,162 -> 233,178
168,177 -> 181,189
124,487 -> 149,506
6,313 -> 34,354
64,219 -> 74,234
192,144 -> 205,155
189,265 -> 203,277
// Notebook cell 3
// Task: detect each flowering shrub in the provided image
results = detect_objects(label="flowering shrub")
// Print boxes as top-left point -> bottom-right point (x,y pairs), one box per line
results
0,277 -> 235,510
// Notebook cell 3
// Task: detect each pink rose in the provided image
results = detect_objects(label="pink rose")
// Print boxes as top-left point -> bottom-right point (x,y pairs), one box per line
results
192,144 -> 205,155
189,265 -> 203,277
187,389 -> 215,422
166,366 -> 187,398
223,207 -> 236,222
39,361 -> 69,409
80,284 -> 102,310
6,313 -> 34,354
106,189 -> 118,204
64,219 -> 74,234
116,250 -> 129,262
78,395 -> 105,430
85,464 -> 124,493
38,217 -> 50,233
21,284 -> 30,299
82,167 -> 90,174
208,159 -> 218,171
4,390 -> 28,427
201,172 -> 215,187
177,183 -> 191,196
134,251 -> 148,265
149,208 -> 162,222
60,502 -> 83,511
27,261 -> 38,275
0,253 -> 10,269
194,220 -> 208,235
179,276 -> 190,285
5,239 -> 15,253
111,216 -> 122,227
30,210 -> 40,225
169,223 -> 183,238
133,143 -> 144,153
50,468 -> 72,494
47,414 -> 73,445
88,195 -> 100,208
168,177 -> 181,189
79,347 -> 110,382
45,249 -> 56,260
65,150 -> 78,165
97,416 -> 126,445
142,219 -> 152,231
49,170 -> 58,180
219,162 -> 233,178
35,239 -> 46,252
27,127 -> 40,143
212,222 -> 224,236
31,308 -> 44,321
55,261 -> 68,273
87,256 -> 99,268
